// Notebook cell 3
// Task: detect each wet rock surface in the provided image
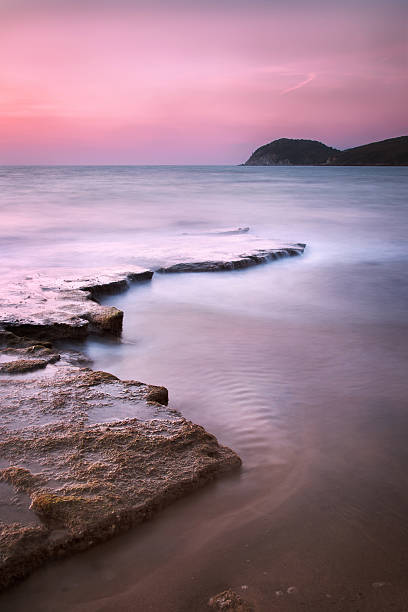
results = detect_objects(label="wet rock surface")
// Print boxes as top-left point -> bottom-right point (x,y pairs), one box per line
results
0,235 -> 305,591
0,340 -> 61,375
208,589 -> 254,611
0,364 -> 240,590
0,267 -> 152,340
0,235 -> 305,340
157,244 -> 305,274
0,331 -> 61,375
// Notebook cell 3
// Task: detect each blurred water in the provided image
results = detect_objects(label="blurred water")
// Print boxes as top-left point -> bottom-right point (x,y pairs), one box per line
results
1,165 -> 408,611
1,165 -> 406,270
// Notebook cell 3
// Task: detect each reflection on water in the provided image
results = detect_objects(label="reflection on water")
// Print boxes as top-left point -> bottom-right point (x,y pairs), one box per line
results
1,166 -> 408,611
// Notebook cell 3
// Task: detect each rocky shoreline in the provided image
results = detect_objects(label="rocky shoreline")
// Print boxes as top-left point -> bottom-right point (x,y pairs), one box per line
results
0,239 -> 305,591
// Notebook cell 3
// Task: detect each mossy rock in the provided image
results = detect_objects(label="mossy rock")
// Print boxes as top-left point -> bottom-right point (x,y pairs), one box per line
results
0,358 -> 49,374
0,466 -> 43,491
89,307 -> 123,334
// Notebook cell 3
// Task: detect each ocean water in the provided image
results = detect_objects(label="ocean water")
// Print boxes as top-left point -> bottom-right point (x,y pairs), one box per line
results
1,166 -> 408,611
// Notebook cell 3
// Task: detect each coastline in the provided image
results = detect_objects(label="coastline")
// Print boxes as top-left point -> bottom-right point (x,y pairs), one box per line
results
0,240 -> 305,590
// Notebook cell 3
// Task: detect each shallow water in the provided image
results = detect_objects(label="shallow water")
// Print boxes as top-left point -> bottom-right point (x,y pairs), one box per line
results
1,166 -> 408,610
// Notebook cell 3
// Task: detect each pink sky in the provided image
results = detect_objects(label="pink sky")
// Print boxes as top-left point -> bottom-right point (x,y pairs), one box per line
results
0,0 -> 407,164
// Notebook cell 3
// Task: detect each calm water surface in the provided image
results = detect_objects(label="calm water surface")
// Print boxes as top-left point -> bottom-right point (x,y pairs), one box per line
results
1,166 -> 408,611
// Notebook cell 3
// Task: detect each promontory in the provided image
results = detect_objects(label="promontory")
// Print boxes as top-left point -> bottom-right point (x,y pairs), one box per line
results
243,136 -> 408,166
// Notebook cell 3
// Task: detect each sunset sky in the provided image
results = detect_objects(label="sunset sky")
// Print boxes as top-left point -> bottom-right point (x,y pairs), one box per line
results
1,0 -> 407,164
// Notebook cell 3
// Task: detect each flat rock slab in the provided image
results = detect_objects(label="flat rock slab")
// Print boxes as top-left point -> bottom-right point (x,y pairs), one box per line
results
0,267 -> 153,340
157,243 -> 304,273
0,368 -> 240,590
146,234 -> 305,273
0,234 -> 305,340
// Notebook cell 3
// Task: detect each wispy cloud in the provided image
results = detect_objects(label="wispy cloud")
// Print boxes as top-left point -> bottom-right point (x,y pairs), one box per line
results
281,72 -> 316,95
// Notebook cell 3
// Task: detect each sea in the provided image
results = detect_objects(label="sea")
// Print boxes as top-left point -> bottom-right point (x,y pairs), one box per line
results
1,165 -> 408,611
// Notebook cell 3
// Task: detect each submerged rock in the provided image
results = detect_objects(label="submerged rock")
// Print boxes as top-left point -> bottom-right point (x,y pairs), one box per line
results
0,332 -> 61,374
208,589 -> 254,611
0,358 -> 53,374
0,367 -> 240,590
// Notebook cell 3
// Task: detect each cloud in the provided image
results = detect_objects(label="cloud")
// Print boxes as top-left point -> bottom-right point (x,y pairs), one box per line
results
281,72 -> 317,95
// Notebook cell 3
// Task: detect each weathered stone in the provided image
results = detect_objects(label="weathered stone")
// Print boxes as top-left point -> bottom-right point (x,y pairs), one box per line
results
157,245 -> 305,273
0,359 -> 51,374
0,330 -> 52,350
146,385 -> 169,405
0,336 -> 61,374
208,589 -> 254,611
0,237 -> 306,591
0,267 -> 153,340
1,467 -> 45,491
0,240 -> 305,339
0,368 -> 241,590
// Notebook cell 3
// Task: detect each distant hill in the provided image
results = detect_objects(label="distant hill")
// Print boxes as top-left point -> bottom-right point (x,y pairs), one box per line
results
328,136 -> 408,166
244,138 -> 339,166
243,136 -> 408,166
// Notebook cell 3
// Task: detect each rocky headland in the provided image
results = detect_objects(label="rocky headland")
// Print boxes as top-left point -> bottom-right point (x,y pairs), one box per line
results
0,233 -> 305,590
244,138 -> 339,166
327,135 -> 408,166
244,135 -> 408,166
